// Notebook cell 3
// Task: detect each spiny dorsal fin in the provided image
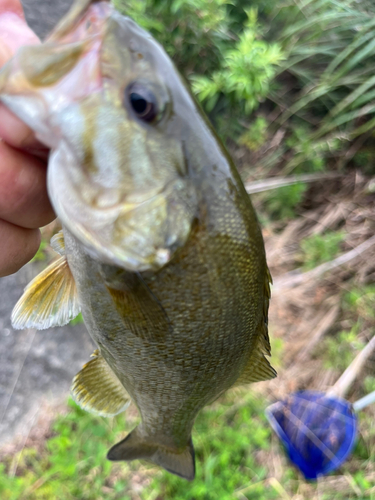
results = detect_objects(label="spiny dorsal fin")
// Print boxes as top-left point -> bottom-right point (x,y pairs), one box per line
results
233,265 -> 276,386
11,254 -> 80,330
71,351 -> 131,417
261,265 -> 272,355
107,427 -> 195,481
50,229 -> 65,256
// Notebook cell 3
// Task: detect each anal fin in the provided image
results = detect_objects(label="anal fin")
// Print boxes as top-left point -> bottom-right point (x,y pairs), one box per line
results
71,351 -> 131,417
107,427 -> 195,481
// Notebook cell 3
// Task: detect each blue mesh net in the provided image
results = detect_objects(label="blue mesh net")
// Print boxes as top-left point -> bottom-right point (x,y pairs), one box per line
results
266,391 -> 357,480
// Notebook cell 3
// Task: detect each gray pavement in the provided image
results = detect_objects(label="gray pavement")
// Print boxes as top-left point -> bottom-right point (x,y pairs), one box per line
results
0,0 -> 94,447
22,0 -> 74,39
0,262 -> 94,446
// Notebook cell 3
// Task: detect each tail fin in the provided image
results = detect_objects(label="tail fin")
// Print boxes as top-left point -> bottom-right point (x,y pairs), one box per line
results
107,427 -> 195,480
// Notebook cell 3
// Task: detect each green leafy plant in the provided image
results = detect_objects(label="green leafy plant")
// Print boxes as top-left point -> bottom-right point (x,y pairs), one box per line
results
323,327 -> 365,372
115,0 -> 284,132
262,182 -> 307,220
69,312 -> 84,326
300,231 -> 346,270
192,9 -> 284,115
30,238 -> 49,263
343,285 -> 375,322
239,116 -> 269,151
264,0 -> 375,172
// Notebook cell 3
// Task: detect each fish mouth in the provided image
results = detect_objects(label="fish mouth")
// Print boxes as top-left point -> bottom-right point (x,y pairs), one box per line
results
49,148 -> 196,272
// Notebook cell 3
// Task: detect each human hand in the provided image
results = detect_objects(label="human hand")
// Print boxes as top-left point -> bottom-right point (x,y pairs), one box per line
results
0,0 -> 55,277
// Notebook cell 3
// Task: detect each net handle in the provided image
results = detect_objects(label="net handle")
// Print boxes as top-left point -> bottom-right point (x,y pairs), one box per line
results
327,335 -> 375,399
353,390 -> 375,412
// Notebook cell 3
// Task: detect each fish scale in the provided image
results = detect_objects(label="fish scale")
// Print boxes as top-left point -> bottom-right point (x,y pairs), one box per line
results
4,0 -> 276,480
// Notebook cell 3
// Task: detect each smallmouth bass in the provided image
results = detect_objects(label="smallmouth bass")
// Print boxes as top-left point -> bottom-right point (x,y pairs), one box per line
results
2,0 -> 276,480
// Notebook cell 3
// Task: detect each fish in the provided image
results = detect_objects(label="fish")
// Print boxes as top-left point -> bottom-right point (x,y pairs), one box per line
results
2,0 -> 276,480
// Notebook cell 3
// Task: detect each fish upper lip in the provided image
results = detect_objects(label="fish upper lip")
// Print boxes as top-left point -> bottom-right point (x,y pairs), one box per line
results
75,177 -> 186,214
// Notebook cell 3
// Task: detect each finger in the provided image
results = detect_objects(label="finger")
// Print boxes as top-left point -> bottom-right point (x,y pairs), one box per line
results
0,0 -> 25,19
0,219 -> 40,277
0,2 -> 43,153
0,140 -> 55,228
0,104 -> 45,150
0,1 -> 39,65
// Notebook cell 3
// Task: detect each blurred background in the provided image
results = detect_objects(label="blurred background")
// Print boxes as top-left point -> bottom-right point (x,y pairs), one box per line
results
1,0 -> 375,498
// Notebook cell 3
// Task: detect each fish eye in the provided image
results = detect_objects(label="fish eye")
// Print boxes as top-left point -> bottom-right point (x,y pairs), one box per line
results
126,83 -> 158,123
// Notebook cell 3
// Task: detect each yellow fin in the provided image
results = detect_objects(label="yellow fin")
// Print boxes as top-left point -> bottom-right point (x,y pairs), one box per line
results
50,230 -> 65,256
107,427 -> 195,481
234,265 -> 276,385
261,265 -> 272,355
11,255 -> 80,330
235,345 -> 277,385
71,351 -> 131,417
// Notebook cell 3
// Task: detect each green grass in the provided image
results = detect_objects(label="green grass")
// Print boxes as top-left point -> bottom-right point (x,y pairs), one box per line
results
322,327 -> 365,372
69,312 -> 84,326
0,399 -> 134,500
300,231 -> 346,270
0,392 -> 281,500
30,239 -> 49,263
2,387 -> 374,499
343,285 -> 375,322
261,182 -> 307,221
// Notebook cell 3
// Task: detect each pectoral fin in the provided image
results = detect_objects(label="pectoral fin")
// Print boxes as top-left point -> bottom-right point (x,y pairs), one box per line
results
11,254 -> 80,330
106,272 -> 171,343
107,427 -> 195,481
50,229 -> 65,255
71,351 -> 131,417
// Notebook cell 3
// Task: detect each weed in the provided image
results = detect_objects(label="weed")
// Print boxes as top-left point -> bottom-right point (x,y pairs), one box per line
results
30,239 -> 49,263
300,231 -> 346,270
69,313 -> 84,326
239,117 -> 269,151
263,182 -> 307,220
343,285 -> 375,323
0,393 -> 278,500
322,327 -> 365,372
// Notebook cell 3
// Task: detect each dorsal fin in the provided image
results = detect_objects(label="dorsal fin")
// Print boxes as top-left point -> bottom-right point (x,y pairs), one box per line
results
234,265 -> 276,385
235,347 -> 276,385
261,266 -> 273,355
11,231 -> 80,330
71,350 -> 131,417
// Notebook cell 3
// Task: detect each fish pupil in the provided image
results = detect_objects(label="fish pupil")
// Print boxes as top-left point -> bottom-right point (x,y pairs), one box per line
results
130,93 -> 148,115
127,84 -> 157,122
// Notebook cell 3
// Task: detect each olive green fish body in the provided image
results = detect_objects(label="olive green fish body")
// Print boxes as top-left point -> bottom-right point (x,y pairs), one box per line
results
65,152 -> 268,449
